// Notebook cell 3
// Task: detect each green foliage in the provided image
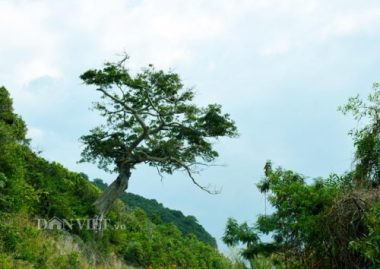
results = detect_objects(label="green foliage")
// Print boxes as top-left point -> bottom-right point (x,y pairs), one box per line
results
0,86 -> 235,268
350,202 -> 380,268
223,218 -> 263,260
93,178 -> 217,247
0,86 -> 28,143
224,164 -> 368,268
0,86 -> 37,213
224,164 -> 341,268
79,56 -> 237,187
225,83 -> 380,268
339,82 -> 380,186
114,209 -> 232,268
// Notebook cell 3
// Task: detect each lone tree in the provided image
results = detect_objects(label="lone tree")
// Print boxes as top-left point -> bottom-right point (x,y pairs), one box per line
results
80,56 -> 238,217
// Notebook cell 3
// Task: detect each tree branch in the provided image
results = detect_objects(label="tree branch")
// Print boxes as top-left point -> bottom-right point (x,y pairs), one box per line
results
96,88 -> 151,153
170,157 -> 220,195
144,89 -> 165,124
96,87 -> 148,132
133,151 -> 219,194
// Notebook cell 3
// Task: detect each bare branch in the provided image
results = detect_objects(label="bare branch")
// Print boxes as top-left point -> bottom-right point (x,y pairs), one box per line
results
190,162 -> 226,168
116,53 -> 129,66
175,159 -> 220,195
134,151 -> 219,194
155,166 -> 164,182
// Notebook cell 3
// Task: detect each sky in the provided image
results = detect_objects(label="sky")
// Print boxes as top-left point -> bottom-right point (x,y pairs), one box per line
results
1,0 -> 380,253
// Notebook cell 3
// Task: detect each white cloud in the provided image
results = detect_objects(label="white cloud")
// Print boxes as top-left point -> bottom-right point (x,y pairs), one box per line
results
66,0 -> 230,68
0,1 -> 62,86
321,8 -> 380,38
261,39 -> 292,56
248,1 -> 380,56
2,0 -> 380,86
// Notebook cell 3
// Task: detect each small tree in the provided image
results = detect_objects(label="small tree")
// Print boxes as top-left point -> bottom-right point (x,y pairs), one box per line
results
79,56 -> 238,217
339,82 -> 380,186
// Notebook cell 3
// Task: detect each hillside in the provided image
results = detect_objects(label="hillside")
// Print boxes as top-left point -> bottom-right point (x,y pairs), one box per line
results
93,179 -> 217,247
0,86 -> 236,269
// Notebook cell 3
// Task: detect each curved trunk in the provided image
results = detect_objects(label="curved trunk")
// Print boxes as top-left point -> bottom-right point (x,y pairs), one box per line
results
93,168 -> 131,216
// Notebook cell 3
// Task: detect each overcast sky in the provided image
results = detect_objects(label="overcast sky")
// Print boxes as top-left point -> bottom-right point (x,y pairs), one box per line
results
1,0 -> 379,252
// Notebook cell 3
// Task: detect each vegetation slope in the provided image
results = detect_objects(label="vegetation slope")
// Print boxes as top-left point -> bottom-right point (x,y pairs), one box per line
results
93,179 -> 217,247
0,86 -> 235,269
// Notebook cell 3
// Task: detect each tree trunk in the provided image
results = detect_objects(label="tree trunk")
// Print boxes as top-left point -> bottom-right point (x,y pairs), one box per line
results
93,167 -> 131,217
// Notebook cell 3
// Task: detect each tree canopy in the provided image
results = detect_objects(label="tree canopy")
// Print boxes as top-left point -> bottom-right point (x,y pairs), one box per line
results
80,57 -> 237,177
339,82 -> 380,186
79,56 -> 238,215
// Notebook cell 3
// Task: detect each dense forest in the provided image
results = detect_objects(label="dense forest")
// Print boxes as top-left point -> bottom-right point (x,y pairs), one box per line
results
0,86 -> 235,268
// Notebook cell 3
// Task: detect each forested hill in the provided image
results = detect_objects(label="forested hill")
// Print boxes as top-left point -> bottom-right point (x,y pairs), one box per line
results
93,179 -> 217,247
0,86 -> 235,268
